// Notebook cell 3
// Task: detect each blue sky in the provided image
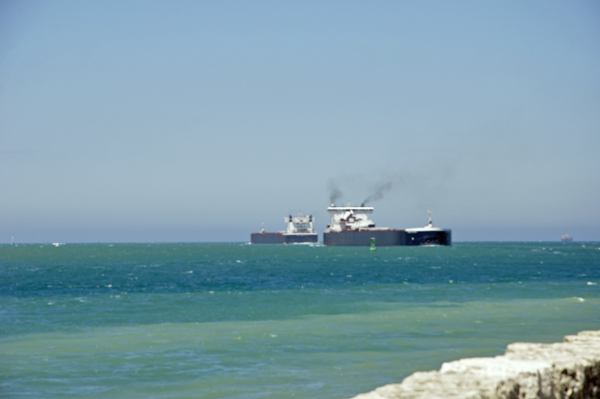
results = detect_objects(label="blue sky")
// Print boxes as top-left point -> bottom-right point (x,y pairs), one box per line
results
1,0 -> 599,243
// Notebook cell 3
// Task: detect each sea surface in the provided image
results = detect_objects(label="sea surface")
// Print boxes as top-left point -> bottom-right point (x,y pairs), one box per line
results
1,242 -> 599,399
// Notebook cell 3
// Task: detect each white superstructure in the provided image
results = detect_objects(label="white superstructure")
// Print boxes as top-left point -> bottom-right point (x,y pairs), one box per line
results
283,214 -> 316,235
325,203 -> 384,232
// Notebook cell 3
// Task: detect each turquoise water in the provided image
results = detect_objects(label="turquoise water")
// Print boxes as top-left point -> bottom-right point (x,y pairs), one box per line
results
1,242 -> 599,398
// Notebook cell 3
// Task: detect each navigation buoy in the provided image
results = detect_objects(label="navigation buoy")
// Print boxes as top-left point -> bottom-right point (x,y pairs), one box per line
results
370,237 -> 377,251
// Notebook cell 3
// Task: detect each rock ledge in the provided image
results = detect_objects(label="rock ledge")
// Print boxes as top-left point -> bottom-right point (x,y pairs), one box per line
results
350,330 -> 600,399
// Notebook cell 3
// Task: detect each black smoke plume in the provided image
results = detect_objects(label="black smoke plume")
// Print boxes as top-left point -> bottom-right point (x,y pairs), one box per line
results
363,181 -> 393,205
328,180 -> 342,204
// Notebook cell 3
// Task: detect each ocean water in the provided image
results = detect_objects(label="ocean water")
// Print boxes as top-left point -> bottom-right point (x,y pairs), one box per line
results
1,242 -> 599,399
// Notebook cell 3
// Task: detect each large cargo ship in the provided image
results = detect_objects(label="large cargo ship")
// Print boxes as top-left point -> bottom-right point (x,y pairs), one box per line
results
251,214 -> 318,244
323,204 -> 451,246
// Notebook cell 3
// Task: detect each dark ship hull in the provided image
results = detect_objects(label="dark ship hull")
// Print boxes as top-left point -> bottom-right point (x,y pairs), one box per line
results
251,232 -> 318,244
323,230 -> 403,246
323,229 -> 451,246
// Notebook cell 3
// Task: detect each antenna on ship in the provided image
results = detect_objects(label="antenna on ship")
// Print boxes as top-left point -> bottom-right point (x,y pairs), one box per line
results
428,207 -> 433,227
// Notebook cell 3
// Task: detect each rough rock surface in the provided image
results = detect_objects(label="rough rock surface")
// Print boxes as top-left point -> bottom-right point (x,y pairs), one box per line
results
350,330 -> 600,399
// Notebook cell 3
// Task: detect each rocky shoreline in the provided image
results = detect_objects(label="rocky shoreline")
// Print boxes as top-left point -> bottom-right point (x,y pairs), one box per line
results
350,330 -> 600,399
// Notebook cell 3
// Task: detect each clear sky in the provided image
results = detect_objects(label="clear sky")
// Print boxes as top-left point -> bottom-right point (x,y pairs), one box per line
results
1,0 -> 599,243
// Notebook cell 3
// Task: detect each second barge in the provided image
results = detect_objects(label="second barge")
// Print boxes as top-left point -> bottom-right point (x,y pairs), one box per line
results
251,214 -> 318,244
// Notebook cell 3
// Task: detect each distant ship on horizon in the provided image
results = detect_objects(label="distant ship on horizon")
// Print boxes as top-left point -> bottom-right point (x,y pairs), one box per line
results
561,234 -> 573,242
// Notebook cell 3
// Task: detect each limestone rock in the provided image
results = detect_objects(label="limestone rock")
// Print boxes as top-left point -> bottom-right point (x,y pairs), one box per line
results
350,330 -> 600,399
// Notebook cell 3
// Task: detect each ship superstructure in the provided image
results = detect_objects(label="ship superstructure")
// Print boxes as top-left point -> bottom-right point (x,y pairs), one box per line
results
323,203 -> 402,246
284,214 -> 316,236
251,214 -> 318,244
325,204 -> 377,232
